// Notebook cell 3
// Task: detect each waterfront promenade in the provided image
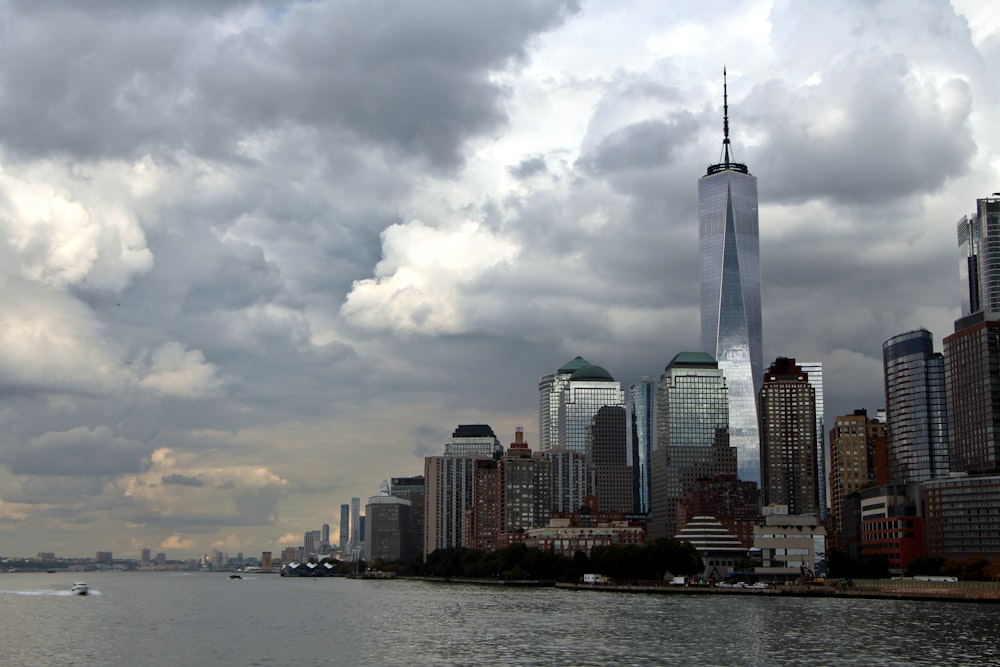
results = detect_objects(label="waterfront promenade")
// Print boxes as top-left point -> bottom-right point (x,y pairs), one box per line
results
556,578 -> 1000,603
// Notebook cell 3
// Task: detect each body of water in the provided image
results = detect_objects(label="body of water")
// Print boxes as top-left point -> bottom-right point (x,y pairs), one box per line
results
1,572 -> 998,666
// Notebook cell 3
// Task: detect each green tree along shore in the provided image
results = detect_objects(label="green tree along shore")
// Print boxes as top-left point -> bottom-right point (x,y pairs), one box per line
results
376,539 -> 704,582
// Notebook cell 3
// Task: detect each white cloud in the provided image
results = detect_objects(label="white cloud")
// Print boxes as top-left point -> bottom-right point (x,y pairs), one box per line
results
342,219 -> 519,334
139,342 -> 226,398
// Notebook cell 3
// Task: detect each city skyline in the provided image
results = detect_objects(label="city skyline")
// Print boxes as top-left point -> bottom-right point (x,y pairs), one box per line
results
0,1 -> 996,559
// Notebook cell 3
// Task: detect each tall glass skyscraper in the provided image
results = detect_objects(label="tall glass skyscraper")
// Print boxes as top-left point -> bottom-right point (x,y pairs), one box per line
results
799,361 -> 827,517
649,352 -> 735,539
630,378 -> 655,515
559,364 -> 625,456
538,356 -> 591,451
698,71 -> 762,483
883,329 -> 950,484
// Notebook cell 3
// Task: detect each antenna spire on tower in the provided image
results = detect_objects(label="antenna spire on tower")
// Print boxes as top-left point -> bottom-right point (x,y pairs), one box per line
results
723,66 -> 731,164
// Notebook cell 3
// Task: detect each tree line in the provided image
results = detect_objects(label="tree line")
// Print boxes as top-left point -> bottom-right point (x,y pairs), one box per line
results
371,538 -> 704,583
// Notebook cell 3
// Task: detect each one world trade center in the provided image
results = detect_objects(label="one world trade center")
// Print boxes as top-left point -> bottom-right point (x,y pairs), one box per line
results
698,69 -> 763,484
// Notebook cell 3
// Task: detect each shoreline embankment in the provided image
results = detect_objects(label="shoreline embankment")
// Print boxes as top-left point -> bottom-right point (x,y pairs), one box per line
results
406,576 -> 1000,603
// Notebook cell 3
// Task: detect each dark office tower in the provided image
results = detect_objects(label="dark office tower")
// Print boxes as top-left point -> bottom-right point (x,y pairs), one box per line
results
649,352 -> 735,539
390,476 -> 425,550
759,358 -> 819,516
321,524 -> 330,549
538,356 -> 591,451
946,195 -> 1000,475
366,495 -> 417,563
883,329 -> 950,483
630,379 -> 655,515
339,503 -> 350,549
699,69 -> 763,484
588,405 -> 633,513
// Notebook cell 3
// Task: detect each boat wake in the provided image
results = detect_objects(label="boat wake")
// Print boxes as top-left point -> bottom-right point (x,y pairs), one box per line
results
0,588 -> 102,597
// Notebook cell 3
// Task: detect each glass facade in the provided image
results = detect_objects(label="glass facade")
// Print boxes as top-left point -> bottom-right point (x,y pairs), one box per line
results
558,367 -> 625,457
538,356 -> 590,451
882,329 -> 950,484
649,352 -> 735,539
977,197 -> 1000,314
699,167 -> 762,484
630,379 -> 655,514
798,361 -> 827,516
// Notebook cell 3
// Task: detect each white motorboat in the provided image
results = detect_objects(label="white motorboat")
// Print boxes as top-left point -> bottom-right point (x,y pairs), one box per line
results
71,582 -> 89,595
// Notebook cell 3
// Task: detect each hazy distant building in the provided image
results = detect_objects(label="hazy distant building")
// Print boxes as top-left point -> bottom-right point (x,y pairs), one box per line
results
630,378 -> 655,515
141,548 -> 151,564
350,497 -> 361,549
759,358 -> 819,516
699,71 -> 763,484
339,503 -> 350,549
882,329 -> 949,484
649,352 -> 735,540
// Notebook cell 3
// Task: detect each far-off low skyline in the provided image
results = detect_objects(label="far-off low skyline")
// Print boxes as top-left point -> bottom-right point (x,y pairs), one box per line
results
0,0 -> 996,558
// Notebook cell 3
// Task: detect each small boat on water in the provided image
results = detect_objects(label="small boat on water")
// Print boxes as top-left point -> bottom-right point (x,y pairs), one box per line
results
229,574 -> 242,579
71,582 -> 89,596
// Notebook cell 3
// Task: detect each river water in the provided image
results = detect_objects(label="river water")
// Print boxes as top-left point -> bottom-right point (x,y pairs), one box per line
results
1,572 -> 998,666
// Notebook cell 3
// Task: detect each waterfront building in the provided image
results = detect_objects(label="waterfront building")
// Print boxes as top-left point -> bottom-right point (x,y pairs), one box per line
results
798,362 -> 827,517
339,503 -> 350,549
698,70 -> 763,484
829,410 -> 888,549
630,378 -> 656,515
923,473 -> 1000,560
649,352 -> 735,540
518,516 -> 645,558
944,317 -> 1000,475
542,447 -> 592,514
538,356 -> 591,450
677,474 -> 760,548
261,551 -> 272,573
752,506 -> 827,580
674,515 -> 747,581
444,424 -> 503,457
390,475 -> 425,549
502,428 -> 552,533
859,484 -> 923,574
588,405 -> 633,513
366,495 -> 417,563
759,358 -> 819,516
882,329 -> 950,484
424,454 -> 487,556
350,497 -> 361,550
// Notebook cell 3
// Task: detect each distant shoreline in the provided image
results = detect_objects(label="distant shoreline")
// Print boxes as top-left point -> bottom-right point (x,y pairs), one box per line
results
401,576 -> 1000,603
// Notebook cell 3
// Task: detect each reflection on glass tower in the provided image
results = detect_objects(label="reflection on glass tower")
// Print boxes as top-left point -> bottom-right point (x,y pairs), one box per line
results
698,69 -> 763,483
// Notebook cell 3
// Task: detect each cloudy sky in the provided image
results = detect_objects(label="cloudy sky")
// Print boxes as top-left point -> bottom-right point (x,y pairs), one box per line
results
0,0 -> 996,560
